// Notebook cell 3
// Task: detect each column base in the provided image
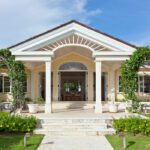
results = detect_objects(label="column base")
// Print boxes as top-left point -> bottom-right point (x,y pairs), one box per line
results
95,102 -> 103,113
45,103 -> 52,114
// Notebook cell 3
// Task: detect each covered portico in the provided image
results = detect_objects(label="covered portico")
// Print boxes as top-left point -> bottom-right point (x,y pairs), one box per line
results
9,20 -> 136,114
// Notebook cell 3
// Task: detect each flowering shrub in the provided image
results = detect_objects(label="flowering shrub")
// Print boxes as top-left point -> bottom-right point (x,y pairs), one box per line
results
113,117 -> 150,135
0,112 -> 37,132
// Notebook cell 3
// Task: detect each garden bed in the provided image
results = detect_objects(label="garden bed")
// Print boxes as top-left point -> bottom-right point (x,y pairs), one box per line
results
0,112 -> 37,132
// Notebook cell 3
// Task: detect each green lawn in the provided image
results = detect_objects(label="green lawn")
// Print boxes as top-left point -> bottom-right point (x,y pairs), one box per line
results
106,134 -> 150,150
0,133 -> 44,150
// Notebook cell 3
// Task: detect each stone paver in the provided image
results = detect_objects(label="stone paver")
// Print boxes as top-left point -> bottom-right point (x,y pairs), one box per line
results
37,136 -> 113,150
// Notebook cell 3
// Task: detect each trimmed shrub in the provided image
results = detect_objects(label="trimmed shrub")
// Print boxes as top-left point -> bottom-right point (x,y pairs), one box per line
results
113,117 -> 150,135
0,112 -> 37,132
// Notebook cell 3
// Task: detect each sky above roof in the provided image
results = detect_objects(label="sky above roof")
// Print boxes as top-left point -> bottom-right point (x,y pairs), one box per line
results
0,0 -> 150,48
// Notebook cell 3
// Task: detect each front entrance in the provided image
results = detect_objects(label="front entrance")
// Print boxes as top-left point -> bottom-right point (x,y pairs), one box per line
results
59,72 -> 86,101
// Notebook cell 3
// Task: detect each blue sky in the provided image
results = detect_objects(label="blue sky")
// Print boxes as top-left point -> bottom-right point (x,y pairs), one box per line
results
0,0 -> 150,48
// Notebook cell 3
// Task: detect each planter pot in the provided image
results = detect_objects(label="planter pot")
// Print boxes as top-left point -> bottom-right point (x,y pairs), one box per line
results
109,104 -> 118,113
27,104 -> 39,113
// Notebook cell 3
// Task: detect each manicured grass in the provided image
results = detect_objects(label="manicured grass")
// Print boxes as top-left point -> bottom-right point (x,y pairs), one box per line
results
0,133 -> 44,150
145,114 -> 150,118
106,134 -> 150,150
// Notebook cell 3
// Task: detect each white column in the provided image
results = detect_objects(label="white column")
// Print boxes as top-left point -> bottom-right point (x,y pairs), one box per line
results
95,61 -> 102,113
110,69 -> 115,103
31,71 -> 35,100
45,61 -> 52,113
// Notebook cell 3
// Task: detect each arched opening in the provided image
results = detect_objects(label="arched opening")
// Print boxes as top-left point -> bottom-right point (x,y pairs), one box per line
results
58,62 -> 87,101
59,62 -> 87,71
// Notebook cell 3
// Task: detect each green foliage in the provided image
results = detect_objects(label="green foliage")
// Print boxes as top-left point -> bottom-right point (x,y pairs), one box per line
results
0,112 -> 37,132
35,96 -> 44,104
113,117 -> 150,135
145,114 -> 150,118
0,49 -> 26,106
0,112 -> 9,117
121,47 -> 150,101
0,134 -> 44,150
25,97 -> 33,102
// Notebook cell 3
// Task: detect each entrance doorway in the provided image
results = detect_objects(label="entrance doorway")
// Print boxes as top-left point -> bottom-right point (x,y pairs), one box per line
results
58,62 -> 88,101
59,72 -> 86,101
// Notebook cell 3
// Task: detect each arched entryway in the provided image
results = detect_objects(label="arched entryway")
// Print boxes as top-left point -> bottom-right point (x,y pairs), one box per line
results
58,62 -> 88,101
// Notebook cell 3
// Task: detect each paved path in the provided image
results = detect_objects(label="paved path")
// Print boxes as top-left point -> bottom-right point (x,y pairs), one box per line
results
37,136 -> 113,150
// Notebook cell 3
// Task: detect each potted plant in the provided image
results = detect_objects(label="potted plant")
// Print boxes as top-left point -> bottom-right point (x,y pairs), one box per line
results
125,100 -> 133,114
27,96 -> 44,113
109,101 -> 118,113
125,106 -> 132,114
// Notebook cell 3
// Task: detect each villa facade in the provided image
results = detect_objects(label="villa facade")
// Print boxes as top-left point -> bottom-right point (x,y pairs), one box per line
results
0,20 -> 150,113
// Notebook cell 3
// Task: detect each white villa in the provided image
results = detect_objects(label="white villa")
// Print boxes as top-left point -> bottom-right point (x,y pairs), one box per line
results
0,20 -> 150,114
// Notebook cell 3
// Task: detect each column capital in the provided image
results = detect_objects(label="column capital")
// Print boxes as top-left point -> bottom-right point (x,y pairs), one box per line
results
94,60 -> 102,63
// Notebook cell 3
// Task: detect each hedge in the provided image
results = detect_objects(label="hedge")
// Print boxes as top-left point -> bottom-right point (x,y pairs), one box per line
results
113,117 -> 150,135
0,112 -> 37,132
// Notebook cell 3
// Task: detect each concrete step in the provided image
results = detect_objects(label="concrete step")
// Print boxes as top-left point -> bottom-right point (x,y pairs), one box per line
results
34,128 -> 115,136
35,117 -> 114,136
39,118 -> 109,124
41,124 -> 107,130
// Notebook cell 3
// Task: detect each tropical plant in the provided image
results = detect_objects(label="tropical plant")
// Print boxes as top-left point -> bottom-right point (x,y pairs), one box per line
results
113,117 -> 150,135
0,112 -> 37,132
0,49 -> 26,108
121,47 -> 150,102
35,96 -> 44,104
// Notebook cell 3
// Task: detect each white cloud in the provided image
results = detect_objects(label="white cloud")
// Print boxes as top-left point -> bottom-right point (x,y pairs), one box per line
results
0,0 -> 102,48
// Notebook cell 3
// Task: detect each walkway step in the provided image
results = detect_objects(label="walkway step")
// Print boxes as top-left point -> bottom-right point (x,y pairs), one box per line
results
41,124 -> 107,129
34,128 -> 115,136
39,118 -> 110,124
35,117 -> 115,136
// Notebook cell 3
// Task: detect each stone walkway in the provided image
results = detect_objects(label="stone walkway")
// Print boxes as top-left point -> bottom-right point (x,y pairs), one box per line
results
37,135 -> 113,150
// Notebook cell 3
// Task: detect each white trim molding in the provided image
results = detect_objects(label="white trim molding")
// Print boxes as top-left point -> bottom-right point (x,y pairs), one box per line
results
95,55 -> 129,61
12,51 -> 53,62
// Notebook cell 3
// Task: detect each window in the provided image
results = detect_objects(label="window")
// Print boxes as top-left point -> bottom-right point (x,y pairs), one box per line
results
139,75 -> 150,93
118,76 -> 122,92
59,62 -> 87,71
0,75 -> 27,93
0,76 -> 3,92
4,76 -> 10,92
23,80 -> 27,92
0,75 -> 10,93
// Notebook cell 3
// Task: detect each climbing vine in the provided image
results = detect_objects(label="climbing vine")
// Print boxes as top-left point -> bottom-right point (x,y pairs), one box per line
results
121,46 -> 150,101
0,49 -> 26,107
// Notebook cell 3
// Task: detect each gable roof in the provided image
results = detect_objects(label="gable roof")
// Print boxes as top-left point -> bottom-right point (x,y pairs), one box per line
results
8,20 -> 137,50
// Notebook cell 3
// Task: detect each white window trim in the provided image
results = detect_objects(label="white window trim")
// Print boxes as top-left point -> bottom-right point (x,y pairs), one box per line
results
138,75 -> 150,94
0,74 -> 11,93
0,74 -> 28,94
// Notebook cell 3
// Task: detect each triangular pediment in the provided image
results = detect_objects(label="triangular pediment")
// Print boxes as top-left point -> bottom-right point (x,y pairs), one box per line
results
9,20 -> 136,54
